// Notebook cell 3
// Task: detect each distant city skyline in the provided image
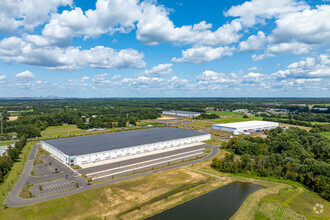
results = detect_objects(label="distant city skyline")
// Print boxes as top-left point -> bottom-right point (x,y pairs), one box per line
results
0,0 -> 329,97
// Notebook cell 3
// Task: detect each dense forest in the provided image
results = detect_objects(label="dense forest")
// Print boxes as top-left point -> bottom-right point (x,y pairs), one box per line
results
211,127 -> 330,200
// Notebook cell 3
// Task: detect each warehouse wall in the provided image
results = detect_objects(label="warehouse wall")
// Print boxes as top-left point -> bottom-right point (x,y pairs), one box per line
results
212,125 -> 235,133
162,111 -> 200,117
41,142 -> 68,164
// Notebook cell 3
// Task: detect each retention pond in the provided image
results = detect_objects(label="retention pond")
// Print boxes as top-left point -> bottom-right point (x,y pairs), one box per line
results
148,182 -> 264,220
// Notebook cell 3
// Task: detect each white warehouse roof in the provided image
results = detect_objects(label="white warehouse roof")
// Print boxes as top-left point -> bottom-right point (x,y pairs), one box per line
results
212,121 -> 279,135
213,121 -> 278,129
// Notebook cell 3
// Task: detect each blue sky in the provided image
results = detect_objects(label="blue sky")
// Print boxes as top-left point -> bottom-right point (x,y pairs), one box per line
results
0,0 -> 329,97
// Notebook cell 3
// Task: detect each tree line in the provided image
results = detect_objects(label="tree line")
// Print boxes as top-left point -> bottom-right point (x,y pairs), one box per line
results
211,127 -> 330,200
265,113 -> 330,123
0,136 -> 27,182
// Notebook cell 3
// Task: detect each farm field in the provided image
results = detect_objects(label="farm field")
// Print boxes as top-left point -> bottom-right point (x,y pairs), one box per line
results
213,116 -> 263,123
40,125 -> 85,137
207,111 -> 242,116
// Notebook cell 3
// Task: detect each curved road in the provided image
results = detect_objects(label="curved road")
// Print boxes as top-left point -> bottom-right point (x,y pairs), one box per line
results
5,144 -> 218,207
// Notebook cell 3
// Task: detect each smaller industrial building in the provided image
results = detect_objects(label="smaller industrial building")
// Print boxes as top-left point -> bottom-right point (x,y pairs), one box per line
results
162,110 -> 201,118
212,121 -> 279,135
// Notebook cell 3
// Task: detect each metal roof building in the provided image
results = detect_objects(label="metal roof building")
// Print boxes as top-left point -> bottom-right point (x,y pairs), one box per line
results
162,110 -> 201,117
41,127 -> 210,166
212,121 -> 279,135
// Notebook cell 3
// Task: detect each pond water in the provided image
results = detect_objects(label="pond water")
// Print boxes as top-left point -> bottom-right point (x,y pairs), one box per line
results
148,182 -> 264,220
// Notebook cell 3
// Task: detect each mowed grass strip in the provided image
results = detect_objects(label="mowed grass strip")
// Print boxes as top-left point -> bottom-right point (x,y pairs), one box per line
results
41,125 -> 84,137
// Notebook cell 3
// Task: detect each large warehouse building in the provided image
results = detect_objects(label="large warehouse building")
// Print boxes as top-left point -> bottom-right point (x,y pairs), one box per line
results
212,121 -> 279,135
41,127 -> 210,166
162,110 -> 201,117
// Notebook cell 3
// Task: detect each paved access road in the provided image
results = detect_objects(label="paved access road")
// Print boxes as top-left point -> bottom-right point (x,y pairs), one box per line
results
4,144 -> 219,207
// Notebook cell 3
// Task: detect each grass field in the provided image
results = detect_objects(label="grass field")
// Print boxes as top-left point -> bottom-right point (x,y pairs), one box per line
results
321,131 -> 330,139
279,122 -> 312,131
136,122 -> 164,126
186,120 -> 216,129
8,109 -> 34,116
40,125 -> 84,137
311,121 -> 330,125
207,111 -> 242,116
213,116 -> 263,123
202,138 -> 225,146
0,140 -> 16,146
256,187 -> 330,219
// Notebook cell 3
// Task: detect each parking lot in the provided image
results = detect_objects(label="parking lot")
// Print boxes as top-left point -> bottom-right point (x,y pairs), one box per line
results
33,155 -> 69,176
29,150 -> 88,197
30,178 -> 77,197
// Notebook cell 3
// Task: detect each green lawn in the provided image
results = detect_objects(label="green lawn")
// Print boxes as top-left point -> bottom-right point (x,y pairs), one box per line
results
40,125 -> 84,137
213,116 -> 263,123
206,111 -> 242,116
321,131 -> 330,139
311,121 -> 330,125
136,122 -> 164,126
257,187 -> 329,219
0,140 -> 16,147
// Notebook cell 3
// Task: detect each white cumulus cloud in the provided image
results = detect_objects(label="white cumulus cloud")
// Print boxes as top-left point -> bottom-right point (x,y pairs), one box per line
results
172,46 -> 235,64
272,53 -> 330,79
252,41 -> 312,60
138,63 -> 173,77
225,0 -> 309,27
0,0 -> 72,34
269,5 -> 330,44
0,37 -> 146,70
15,70 -> 35,79
238,31 -> 266,52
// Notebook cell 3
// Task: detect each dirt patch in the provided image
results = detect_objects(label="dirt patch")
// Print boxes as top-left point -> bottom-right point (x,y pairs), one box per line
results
279,123 -> 311,131
8,116 -> 18,121
117,179 -> 211,218
74,167 -> 209,219
157,115 -> 178,120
